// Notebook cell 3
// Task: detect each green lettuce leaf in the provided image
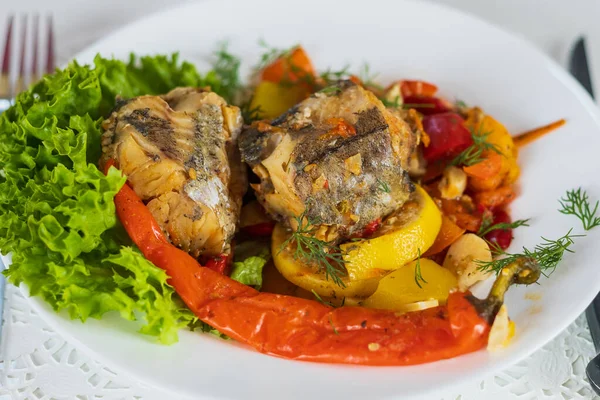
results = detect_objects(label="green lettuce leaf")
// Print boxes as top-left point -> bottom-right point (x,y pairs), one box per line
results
230,240 -> 271,289
0,53 -> 225,344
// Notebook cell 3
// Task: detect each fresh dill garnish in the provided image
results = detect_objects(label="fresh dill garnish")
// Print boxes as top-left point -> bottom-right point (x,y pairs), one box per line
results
376,178 -> 391,194
358,63 -> 383,90
311,289 -> 345,307
477,218 -> 530,237
319,85 -> 342,95
253,39 -> 293,74
476,229 -> 583,276
210,42 -> 242,103
279,211 -> 348,288
450,126 -> 502,166
381,95 -> 401,109
329,316 -> 339,335
320,65 -> 352,85
240,100 -> 263,123
414,249 -> 427,288
558,188 -> 600,231
455,99 -> 468,109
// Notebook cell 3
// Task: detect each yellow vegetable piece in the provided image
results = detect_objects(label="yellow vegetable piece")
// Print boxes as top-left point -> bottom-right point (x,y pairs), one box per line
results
487,304 -> 516,351
362,259 -> 457,311
341,185 -> 442,280
271,223 -> 386,298
464,109 -> 519,191
249,81 -> 308,120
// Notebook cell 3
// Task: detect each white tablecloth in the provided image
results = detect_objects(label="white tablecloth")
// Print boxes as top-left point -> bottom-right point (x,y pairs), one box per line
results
1,1 -> 599,399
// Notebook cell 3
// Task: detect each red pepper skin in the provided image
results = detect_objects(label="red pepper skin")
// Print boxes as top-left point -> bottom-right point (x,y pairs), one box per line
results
105,161 -> 491,365
484,209 -> 513,250
403,95 -> 452,116
242,222 -> 276,237
204,254 -> 232,275
422,113 -> 473,163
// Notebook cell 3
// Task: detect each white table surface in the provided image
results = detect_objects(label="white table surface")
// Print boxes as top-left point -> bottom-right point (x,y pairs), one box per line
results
0,1 -> 599,399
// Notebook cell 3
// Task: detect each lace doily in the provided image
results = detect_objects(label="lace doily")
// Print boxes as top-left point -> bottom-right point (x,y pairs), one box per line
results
0,283 -> 598,400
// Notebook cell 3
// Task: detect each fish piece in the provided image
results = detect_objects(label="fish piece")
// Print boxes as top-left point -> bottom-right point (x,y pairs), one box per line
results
239,80 -> 417,241
101,87 -> 246,257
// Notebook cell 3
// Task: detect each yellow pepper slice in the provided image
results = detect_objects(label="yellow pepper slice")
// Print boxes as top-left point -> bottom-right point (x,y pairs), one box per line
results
271,185 -> 442,298
341,185 -> 442,281
249,81 -> 309,120
362,259 -> 457,311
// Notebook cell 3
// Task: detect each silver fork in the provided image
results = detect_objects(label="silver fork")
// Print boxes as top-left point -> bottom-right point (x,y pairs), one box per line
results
0,14 -> 55,341
0,14 -> 55,113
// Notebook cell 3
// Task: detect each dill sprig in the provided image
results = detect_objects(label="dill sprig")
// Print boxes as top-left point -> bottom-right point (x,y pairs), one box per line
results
312,290 -> 345,307
414,249 -> 427,288
381,96 -> 401,109
320,65 -> 352,85
253,39 -> 293,74
240,101 -> 263,123
328,316 -> 340,335
450,126 -> 502,167
376,178 -> 391,194
558,188 -> 600,231
358,63 -> 383,90
477,229 -> 582,276
477,217 -> 530,237
279,211 -> 348,288
211,42 -> 242,103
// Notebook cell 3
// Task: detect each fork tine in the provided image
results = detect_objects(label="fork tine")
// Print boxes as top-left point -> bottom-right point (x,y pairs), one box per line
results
45,15 -> 54,74
16,15 -> 28,94
0,15 -> 14,98
31,14 -> 39,83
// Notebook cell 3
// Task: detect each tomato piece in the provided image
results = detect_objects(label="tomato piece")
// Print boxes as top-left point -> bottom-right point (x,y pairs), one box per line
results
242,222 -> 276,236
421,113 -> 474,163
261,46 -> 316,85
403,95 -> 452,116
484,210 -> 513,250
400,80 -> 438,97
353,218 -> 382,238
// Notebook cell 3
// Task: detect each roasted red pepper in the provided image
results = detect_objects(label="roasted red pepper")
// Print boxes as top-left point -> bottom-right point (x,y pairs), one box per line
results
421,112 -> 473,162
104,160 -> 538,365
242,222 -> 276,237
403,95 -> 452,116
204,253 -> 232,275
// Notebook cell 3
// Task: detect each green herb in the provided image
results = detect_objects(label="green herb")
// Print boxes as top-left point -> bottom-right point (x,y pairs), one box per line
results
376,178 -> 391,194
312,289 -> 345,308
230,241 -> 271,289
209,42 -> 242,103
320,65 -> 351,85
253,39 -> 293,74
450,126 -> 502,167
414,249 -> 427,288
278,211 -> 348,288
329,316 -> 339,335
455,99 -> 468,109
240,100 -> 263,123
319,85 -> 342,95
558,188 -> 600,231
358,63 -> 383,90
477,229 -> 582,276
381,95 -> 402,109
477,218 -> 530,238
0,54 -> 222,344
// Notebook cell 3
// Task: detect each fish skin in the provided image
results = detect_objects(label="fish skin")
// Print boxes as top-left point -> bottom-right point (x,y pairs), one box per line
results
101,87 -> 246,257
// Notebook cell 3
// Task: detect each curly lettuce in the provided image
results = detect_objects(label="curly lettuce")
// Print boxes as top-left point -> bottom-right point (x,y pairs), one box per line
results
0,54 -> 225,344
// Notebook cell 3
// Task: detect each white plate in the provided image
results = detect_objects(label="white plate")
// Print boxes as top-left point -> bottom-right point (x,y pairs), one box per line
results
11,0 -> 600,398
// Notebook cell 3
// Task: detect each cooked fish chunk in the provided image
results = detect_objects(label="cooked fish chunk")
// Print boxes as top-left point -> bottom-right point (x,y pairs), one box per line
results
239,80 -> 417,241
101,87 -> 246,257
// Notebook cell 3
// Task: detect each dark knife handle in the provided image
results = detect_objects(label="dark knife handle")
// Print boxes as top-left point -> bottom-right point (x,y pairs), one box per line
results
587,294 -> 600,353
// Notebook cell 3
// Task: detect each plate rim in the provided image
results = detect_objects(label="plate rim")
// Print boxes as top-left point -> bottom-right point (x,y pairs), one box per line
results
10,0 -> 600,398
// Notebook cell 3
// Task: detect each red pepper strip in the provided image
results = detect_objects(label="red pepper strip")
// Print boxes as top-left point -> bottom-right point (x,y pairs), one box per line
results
106,161 -> 491,365
204,253 -> 232,275
242,222 -> 276,237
